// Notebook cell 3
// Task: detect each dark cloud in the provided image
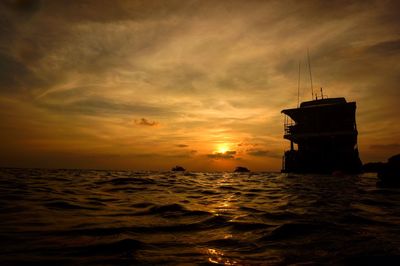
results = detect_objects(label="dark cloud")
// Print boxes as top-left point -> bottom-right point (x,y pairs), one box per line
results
247,148 -> 281,158
247,149 -> 271,157
40,0 -> 194,23
163,149 -> 197,159
366,39 -> 400,56
0,53 -> 46,94
207,151 -> 236,160
176,144 -> 188,148
36,97 -> 176,117
237,142 -> 256,147
135,118 -> 158,127
3,0 -> 41,15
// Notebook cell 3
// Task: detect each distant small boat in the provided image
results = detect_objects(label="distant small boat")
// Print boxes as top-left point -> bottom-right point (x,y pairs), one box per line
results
171,165 -> 185,172
234,166 -> 250,173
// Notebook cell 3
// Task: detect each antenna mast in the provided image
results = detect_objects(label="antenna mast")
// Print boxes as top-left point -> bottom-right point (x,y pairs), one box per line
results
297,61 -> 301,108
307,49 -> 314,99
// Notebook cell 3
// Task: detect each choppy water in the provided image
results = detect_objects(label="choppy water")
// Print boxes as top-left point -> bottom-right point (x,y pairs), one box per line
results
0,169 -> 400,265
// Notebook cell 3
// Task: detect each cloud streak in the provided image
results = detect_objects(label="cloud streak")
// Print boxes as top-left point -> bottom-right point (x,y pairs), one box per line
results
207,151 -> 237,160
135,118 -> 158,127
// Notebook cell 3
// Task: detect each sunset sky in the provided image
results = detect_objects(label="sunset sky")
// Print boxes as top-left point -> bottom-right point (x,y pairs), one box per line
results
0,0 -> 399,171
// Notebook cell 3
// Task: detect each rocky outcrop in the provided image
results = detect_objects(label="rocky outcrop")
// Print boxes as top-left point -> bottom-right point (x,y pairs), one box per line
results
171,166 -> 185,172
234,166 -> 250,173
362,162 -> 385,173
377,154 -> 400,186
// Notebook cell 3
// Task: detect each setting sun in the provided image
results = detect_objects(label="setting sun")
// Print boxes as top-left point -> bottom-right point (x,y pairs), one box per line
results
216,144 -> 230,154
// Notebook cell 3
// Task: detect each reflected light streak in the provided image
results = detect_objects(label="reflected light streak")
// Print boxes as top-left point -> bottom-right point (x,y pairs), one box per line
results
207,248 -> 239,265
208,173 -> 238,214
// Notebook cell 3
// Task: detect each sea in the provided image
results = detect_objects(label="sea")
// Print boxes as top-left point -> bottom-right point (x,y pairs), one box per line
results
0,168 -> 399,265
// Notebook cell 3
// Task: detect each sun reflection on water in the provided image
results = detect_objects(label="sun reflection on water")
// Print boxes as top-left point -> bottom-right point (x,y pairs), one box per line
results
207,248 -> 239,265
207,173 -> 240,215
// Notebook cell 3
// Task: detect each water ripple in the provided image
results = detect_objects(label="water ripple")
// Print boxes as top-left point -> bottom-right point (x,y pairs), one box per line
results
0,169 -> 399,264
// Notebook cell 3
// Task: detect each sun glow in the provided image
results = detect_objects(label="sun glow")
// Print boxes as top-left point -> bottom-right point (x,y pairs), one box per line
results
216,144 -> 230,154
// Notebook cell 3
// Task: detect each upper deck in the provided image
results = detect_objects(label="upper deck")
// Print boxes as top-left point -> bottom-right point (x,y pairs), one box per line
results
282,97 -> 357,141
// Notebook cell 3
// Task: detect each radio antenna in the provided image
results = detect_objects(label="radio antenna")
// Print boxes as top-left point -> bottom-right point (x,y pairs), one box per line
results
297,61 -> 301,107
307,48 -> 314,99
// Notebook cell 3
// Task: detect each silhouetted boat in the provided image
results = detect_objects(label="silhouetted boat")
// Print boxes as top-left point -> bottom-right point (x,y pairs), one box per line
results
281,97 -> 362,174
234,166 -> 250,173
171,165 -> 185,172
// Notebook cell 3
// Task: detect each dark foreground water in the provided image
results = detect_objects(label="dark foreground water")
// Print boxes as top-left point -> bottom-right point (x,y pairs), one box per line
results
0,169 -> 399,265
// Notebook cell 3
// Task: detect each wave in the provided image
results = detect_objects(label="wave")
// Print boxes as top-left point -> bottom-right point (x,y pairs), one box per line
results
1,169 -> 400,265
44,200 -> 100,210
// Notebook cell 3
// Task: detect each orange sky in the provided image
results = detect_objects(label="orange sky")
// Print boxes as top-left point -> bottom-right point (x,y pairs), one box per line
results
0,0 -> 399,171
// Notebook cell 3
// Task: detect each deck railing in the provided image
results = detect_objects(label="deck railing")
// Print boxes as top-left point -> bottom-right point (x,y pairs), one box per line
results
283,114 -> 357,137
283,115 -> 295,135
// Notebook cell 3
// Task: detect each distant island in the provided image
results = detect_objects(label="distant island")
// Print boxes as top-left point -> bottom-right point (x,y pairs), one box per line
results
234,166 -> 250,173
171,165 -> 185,172
363,154 -> 400,186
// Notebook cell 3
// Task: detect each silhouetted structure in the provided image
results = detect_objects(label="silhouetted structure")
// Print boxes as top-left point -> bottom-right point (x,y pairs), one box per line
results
171,166 -> 185,172
362,162 -> 385,173
234,166 -> 250,173
281,97 -> 362,174
377,154 -> 400,186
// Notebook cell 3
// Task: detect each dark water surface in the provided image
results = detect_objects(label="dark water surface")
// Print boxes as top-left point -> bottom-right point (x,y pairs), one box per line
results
1,169 -> 399,265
